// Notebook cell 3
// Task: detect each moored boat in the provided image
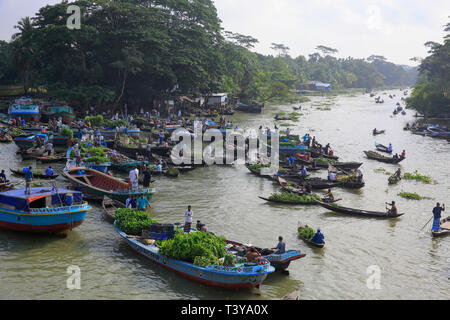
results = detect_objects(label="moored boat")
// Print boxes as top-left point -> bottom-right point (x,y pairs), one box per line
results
101,196 -> 125,223
114,222 -> 275,289
8,97 -> 40,122
17,146 -> 46,160
375,142 -> 392,154
63,167 -> 155,203
10,168 -> 58,180
0,187 -> 91,232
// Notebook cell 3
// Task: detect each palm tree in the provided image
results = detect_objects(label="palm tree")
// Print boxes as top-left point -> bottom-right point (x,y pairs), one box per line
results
11,17 -> 35,94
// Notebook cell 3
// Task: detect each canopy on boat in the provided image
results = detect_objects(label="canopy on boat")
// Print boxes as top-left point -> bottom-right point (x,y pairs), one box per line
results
0,188 -> 83,211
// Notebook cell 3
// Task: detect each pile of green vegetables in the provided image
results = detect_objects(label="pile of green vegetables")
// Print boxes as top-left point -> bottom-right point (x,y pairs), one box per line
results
10,127 -> 25,137
248,163 -> 262,170
269,192 -> 321,203
84,115 -> 104,127
403,171 -> 432,184
397,192 -> 422,200
115,208 -> 158,236
166,168 -> 179,176
103,119 -> 128,129
158,230 -> 227,267
315,158 -> 330,166
336,174 -> 359,183
298,226 -> 315,239
388,175 -> 401,185
60,127 -> 74,139
85,155 -> 110,164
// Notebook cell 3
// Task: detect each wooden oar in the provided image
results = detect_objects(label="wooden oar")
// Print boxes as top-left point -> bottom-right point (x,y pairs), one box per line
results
420,217 -> 433,232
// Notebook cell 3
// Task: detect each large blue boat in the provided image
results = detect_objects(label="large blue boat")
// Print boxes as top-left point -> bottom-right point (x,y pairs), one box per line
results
0,188 -> 91,232
8,97 -> 40,122
114,222 -> 275,290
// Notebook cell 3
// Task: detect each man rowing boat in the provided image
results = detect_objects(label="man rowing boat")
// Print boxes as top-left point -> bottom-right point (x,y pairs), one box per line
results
385,201 -> 398,216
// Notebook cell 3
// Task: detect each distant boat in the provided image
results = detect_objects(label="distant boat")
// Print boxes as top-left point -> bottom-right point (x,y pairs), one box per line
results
41,105 -> 75,124
8,97 -> 40,122
63,167 -> 156,203
0,187 -> 91,232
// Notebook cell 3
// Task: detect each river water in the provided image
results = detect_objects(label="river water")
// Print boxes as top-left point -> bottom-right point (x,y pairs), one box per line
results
0,89 -> 448,300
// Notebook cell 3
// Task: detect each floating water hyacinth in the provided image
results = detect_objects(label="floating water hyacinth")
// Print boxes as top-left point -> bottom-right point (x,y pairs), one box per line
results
403,171 -> 433,184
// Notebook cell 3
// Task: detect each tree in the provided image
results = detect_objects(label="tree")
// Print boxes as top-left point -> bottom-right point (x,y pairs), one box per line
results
315,45 -> 338,56
271,43 -> 290,57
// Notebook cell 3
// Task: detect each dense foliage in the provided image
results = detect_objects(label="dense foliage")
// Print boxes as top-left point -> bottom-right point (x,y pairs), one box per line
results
60,127 -> 73,139
407,19 -> 450,116
158,230 -> 227,267
298,226 -> 315,239
115,208 -> 158,235
0,0 -> 417,111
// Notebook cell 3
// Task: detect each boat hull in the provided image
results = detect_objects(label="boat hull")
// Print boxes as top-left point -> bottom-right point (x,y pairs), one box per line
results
115,224 -> 273,289
0,203 -> 90,233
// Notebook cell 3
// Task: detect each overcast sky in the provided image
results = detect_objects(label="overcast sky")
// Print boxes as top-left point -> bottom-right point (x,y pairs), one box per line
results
1,0 -> 448,65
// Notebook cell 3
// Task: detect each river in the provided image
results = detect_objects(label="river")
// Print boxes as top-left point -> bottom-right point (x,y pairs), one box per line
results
0,88 -> 448,300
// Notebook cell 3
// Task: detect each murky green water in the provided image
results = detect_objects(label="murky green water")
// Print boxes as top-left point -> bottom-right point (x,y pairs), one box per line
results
0,89 -> 449,300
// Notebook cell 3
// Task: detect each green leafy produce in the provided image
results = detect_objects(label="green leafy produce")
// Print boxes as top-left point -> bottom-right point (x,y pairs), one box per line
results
388,175 -> 401,185
403,171 -> 432,184
248,163 -> 261,170
158,231 -> 227,267
397,192 -> 422,200
315,158 -> 330,165
269,192 -> 321,203
85,156 -> 110,164
298,226 -> 315,239
166,168 -> 179,176
336,174 -> 359,183
84,115 -> 104,127
10,128 -> 25,137
115,208 -> 158,236
60,127 -> 74,139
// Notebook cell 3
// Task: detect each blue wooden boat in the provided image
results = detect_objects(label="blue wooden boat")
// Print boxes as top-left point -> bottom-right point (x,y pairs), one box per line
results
8,97 -> 40,122
265,142 -> 308,156
0,188 -> 91,232
13,133 -> 49,149
114,222 -> 275,289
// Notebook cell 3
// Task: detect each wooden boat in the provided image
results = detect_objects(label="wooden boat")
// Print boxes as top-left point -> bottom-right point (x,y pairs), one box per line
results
295,156 -> 363,170
10,168 -> 58,180
114,222 -> 275,289
110,160 -> 149,173
309,148 -> 339,160
116,144 -> 170,158
34,153 -> 67,163
317,201 -> 405,218
225,239 -> 306,272
258,195 -> 340,206
431,217 -> 450,238
245,163 -> 276,180
102,196 -> 125,223
277,176 -> 307,194
235,102 -> 263,113
364,151 -> 405,164
375,142 -> 393,154
0,182 -> 15,192
17,146 -> 46,160
297,223 -> 325,248
63,167 -> 156,203
303,177 -> 341,190
0,134 -> 12,143
13,133 -> 48,149
339,180 -> 365,189
372,130 -> 385,136
0,187 -> 91,232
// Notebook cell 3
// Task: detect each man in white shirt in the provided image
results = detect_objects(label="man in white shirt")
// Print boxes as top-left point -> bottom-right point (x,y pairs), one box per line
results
184,205 -> 193,233
129,166 -> 139,191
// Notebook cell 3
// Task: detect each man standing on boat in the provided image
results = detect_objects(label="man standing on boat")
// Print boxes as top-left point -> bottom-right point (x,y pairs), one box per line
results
432,203 -> 445,232
142,165 -> 152,188
45,141 -> 53,156
24,166 -> 33,195
129,166 -> 139,191
184,205 -> 193,233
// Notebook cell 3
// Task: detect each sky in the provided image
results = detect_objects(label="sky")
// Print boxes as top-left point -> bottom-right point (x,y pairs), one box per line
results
0,0 -> 449,65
